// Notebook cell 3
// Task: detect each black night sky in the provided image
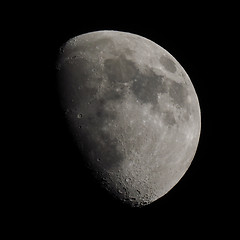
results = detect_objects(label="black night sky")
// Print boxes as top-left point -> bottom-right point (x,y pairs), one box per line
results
12,2 -> 237,236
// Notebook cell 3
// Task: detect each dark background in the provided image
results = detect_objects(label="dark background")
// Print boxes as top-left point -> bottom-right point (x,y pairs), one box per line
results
10,2 -> 237,236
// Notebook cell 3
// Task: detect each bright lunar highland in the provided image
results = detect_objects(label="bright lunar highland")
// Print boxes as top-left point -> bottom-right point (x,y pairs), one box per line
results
56,30 -> 201,207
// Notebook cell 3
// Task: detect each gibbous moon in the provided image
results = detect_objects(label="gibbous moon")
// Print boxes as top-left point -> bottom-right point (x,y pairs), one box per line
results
56,30 -> 201,207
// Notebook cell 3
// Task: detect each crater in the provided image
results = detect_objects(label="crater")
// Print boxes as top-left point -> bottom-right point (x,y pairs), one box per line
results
160,56 -> 177,73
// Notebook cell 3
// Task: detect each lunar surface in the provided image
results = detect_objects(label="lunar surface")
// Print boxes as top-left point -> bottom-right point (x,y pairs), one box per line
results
56,30 -> 201,207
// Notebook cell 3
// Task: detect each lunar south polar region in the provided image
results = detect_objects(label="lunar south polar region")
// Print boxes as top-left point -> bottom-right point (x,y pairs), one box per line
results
56,31 -> 201,207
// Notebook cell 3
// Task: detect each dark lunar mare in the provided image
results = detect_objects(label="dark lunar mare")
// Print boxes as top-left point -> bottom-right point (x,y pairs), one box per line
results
131,68 -> 166,109
104,53 -> 189,114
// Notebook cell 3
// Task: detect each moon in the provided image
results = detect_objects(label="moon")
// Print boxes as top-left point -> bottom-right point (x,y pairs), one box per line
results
56,30 -> 201,207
